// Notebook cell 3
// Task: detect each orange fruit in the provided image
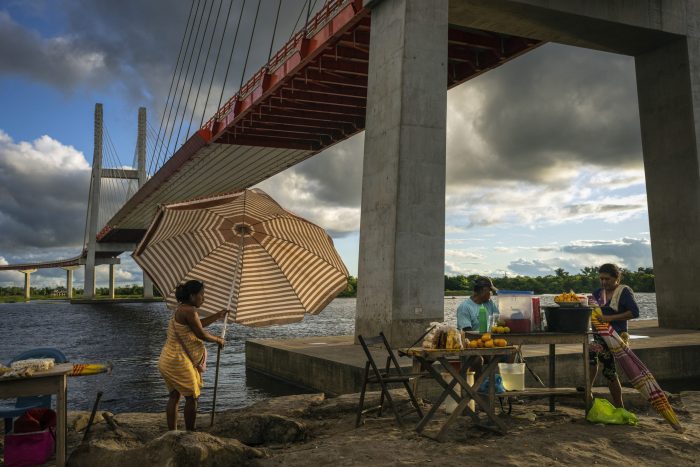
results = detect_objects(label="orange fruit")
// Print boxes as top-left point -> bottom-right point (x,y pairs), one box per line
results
481,333 -> 491,341
495,339 -> 507,347
484,339 -> 495,348
468,340 -> 478,348
476,340 -> 484,348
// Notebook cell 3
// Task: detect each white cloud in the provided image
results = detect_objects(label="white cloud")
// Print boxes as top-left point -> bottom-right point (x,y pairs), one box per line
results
0,131 -> 90,252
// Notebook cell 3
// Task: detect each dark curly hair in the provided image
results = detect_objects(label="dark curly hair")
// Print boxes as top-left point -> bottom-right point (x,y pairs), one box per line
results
175,280 -> 204,304
598,263 -> 621,279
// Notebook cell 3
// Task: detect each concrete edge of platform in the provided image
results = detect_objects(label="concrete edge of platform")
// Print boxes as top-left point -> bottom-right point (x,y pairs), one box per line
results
246,332 -> 700,398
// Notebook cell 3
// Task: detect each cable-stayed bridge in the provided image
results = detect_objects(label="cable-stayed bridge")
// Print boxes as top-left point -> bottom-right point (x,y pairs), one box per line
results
8,0 -> 698,336
0,0 -> 540,300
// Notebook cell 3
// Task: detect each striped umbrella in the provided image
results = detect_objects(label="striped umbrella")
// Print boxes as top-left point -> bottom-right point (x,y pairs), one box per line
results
591,308 -> 683,432
132,188 -> 349,327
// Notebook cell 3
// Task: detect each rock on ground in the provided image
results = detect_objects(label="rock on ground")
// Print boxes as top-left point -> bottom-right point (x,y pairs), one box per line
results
67,430 -> 266,467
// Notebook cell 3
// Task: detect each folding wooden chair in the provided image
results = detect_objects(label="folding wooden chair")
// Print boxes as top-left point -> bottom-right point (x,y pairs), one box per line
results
355,332 -> 425,428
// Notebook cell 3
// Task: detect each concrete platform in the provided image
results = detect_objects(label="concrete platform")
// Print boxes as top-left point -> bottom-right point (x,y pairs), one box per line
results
246,320 -> 700,397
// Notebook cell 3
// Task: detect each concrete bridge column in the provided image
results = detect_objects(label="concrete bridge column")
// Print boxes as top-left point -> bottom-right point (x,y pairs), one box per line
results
108,264 -> 115,299
355,0 -> 448,347
84,103 -> 103,300
143,274 -> 154,299
62,266 -> 79,299
19,269 -> 37,300
636,34 -> 700,328
136,106 -> 154,300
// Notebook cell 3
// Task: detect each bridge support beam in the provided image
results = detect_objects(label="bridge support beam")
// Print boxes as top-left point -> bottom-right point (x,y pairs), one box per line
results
62,266 -> 79,299
19,269 -> 37,300
636,34 -> 700,328
108,264 -> 115,299
355,0 -> 447,347
136,106 -> 154,300
84,103 -> 103,300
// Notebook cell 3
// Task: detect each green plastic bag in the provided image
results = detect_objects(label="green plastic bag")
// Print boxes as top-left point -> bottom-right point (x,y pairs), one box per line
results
586,398 -> 638,426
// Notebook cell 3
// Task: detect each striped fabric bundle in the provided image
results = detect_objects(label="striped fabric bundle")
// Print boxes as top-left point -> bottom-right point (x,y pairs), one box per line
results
133,188 -> 349,327
591,310 -> 683,432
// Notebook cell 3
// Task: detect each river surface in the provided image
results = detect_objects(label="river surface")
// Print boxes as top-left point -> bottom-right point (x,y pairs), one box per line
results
0,294 -> 658,413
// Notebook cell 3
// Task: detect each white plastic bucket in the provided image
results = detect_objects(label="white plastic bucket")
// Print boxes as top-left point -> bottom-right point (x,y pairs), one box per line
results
444,371 -> 475,414
498,363 -> 526,391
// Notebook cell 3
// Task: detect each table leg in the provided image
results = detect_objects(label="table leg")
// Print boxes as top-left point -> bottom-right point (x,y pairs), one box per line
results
442,357 -> 507,433
583,338 -> 591,413
549,343 -> 555,412
415,360 -> 461,433
488,360 -> 496,420
56,374 -> 67,467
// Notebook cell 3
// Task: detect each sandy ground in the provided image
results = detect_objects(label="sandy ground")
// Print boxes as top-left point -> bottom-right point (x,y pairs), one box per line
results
1,389 -> 698,466
253,393 -> 700,466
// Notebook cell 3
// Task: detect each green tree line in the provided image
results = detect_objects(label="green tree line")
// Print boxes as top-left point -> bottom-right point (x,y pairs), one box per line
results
0,285 -> 162,298
335,267 -> 654,298
1,267 -> 654,300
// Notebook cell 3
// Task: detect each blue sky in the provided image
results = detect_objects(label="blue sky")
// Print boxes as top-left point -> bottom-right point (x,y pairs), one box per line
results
0,1 -> 653,288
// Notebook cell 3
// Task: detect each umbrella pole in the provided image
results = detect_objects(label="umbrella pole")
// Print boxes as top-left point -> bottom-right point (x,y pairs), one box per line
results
211,232 -> 243,427
210,312 -> 229,427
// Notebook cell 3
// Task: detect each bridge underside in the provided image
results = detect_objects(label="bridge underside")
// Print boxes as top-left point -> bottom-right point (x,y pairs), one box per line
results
98,0 -> 541,245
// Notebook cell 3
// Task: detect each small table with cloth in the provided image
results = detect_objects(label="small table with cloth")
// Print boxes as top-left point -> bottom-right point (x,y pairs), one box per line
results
0,363 -> 73,467
399,346 -> 517,441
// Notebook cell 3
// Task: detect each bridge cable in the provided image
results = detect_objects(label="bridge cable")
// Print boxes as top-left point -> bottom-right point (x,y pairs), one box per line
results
288,0 -> 309,40
146,121 -> 161,172
82,170 -> 95,249
237,0 -> 262,93
215,0 -> 247,114
186,0 -> 225,139
199,0 -> 237,128
102,126 -> 132,222
155,0 -> 205,172
171,0 -> 216,159
267,0 -> 282,62
103,126 -> 130,204
158,0 -> 207,168
149,0 -> 198,177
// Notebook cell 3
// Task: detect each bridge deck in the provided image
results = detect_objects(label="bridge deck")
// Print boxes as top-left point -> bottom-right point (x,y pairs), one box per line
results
94,0 -> 540,244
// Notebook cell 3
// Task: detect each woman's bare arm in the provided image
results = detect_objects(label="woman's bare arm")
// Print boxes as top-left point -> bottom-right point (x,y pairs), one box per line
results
200,309 -> 227,327
182,308 -> 224,345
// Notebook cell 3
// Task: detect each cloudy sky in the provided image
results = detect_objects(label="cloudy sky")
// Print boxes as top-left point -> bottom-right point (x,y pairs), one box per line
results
0,0 -> 653,288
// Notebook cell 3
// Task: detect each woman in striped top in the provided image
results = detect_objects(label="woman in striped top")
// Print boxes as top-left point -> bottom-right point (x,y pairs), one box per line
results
159,280 -> 226,431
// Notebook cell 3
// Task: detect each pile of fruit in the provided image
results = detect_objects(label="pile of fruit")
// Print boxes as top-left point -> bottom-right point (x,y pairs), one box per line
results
466,333 -> 508,348
491,319 -> 511,334
554,291 -> 580,303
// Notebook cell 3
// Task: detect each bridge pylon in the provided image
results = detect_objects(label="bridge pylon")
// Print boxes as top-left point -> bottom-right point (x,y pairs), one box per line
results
83,104 -> 152,299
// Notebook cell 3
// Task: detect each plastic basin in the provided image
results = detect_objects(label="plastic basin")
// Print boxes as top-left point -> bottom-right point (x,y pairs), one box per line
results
545,306 -> 591,333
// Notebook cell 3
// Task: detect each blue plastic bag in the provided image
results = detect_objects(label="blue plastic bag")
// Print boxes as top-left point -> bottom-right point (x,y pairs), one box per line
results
478,374 -> 506,394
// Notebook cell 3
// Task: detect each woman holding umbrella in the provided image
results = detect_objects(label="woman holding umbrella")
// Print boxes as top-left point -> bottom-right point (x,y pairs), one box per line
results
159,280 -> 227,431
589,263 -> 640,408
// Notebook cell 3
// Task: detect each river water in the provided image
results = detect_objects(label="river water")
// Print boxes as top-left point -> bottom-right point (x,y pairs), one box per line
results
0,294 -> 658,413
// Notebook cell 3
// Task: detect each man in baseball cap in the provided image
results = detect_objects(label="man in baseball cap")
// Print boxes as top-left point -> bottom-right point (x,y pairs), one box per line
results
474,276 -> 498,294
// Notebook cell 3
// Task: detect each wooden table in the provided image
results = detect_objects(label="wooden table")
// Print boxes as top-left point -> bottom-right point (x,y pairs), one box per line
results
466,331 -> 592,413
0,363 -> 73,467
399,347 -> 517,441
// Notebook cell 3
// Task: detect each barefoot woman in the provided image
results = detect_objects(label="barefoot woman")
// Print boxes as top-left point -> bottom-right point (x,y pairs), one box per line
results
159,280 -> 227,430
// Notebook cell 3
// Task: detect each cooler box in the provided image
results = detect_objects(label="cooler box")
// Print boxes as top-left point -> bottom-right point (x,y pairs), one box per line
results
496,290 -> 536,333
